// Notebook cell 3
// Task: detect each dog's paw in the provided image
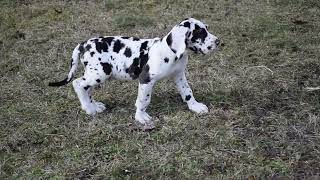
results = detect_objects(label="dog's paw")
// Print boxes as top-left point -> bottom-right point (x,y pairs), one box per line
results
93,101 -> 106,113
135,111 -> 151,124
188,102 -> 209,114
135,111 -> 155,130
82,102 -> 106,115
83,105 -> 97,115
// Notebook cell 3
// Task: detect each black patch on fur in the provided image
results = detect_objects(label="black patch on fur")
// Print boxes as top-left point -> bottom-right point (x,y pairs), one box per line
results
182,21 -> 190,28
185,32 -> 191,47
133,37 -> 140,41
95,41 -> 108,53
101,37 -> 114,45
122,36 -> 130,39
179,54 -> 183,59
90,51 -> 95,57
166,33 -> 173,47
191,24 -> 208,43
98,58 -> 101,61
164,57 -> 169,63
96,79 -> 101,83
139,41 -> 149,68
140,41 -> 148,51
139,64 -> 151,84
82,78 -> 86,80
113,39 -> 125,53
84,61 -> 88,67
185,95 -> 191,101
84,85 -> 91,90
166,33 -> 177,54
124,47 -> 132,57
70,58 -> 74,68
100,62 -> 113,75
127,57 -> 141,79
187,31 -> 191,38
175,56 -> 178,61
85,44 -> 92,51
79,42 -> 85,54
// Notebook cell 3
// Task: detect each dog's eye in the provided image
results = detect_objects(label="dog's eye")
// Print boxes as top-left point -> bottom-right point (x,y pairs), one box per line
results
196,28 -> 206,34
194,29 -> 201,33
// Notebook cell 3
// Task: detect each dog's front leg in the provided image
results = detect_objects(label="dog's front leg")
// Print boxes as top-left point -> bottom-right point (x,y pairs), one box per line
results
135,80 -> 155,129
174,71 -> 208,114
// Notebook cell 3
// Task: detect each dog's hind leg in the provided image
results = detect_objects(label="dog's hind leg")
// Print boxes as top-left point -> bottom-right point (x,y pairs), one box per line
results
72,77 -> 105,115
72,62 -> 112,115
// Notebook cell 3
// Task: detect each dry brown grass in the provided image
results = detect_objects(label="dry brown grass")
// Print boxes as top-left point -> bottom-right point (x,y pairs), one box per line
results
1,0 -> 320,179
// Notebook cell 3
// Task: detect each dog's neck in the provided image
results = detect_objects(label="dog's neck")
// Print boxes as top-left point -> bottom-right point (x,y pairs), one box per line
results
163,25 -> 189,60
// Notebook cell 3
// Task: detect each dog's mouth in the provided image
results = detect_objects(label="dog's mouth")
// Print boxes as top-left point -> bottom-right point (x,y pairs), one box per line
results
199,49 -> 205,55
189,47 -> 203,54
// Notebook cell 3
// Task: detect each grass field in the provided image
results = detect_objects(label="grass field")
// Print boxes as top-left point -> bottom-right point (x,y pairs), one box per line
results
1,0 -> 320,179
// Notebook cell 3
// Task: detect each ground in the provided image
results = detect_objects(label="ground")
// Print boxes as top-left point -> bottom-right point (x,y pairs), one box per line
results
1,0 -> 320,179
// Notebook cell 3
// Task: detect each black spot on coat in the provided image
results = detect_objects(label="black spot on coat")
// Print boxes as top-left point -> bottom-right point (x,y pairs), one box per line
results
70,58 -> 74,68
96,79 -> 101,83
79,42 -> 85,54
191,24 -> 208,43
182,21 -> 190,28
164,57 -> 169,63
85,44 -> 92,51
185,95 -> 191,101
124,47 -> 132,57
139,41 -> 149,68
133,37 -> 140,41
100,62 -> 113,75
95,42 -> 108,53
84,61 -> 88,67
140,41 -> 148,51
166,33 -> 177,54
101,37 -> 114,45
113,40 -> 125,53
84,85 -> 91,90
166,33 -> 172,47
127,57 -> 141,79
90,52 -> 95,57
139,64 -> 151,84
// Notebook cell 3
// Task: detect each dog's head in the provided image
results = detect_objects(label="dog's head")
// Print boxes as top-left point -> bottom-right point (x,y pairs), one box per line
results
165,18 -> 220,59
182,18 -> 220,54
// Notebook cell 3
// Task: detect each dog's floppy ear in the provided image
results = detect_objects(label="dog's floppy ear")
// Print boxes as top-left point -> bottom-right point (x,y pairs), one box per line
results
165,25 -> 189,60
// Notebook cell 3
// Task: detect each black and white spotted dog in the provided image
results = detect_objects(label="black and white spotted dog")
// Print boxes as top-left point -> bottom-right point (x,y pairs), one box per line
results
49,18 -> 220,129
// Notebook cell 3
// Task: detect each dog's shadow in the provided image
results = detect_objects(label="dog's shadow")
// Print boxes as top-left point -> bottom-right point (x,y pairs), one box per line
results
100,89 -> 213,118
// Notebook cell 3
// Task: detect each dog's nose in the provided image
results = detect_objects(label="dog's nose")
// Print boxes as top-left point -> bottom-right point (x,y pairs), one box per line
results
215,39 -> 220,46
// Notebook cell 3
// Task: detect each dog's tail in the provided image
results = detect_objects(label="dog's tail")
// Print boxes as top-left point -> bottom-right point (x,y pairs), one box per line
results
48,44 -> 81,87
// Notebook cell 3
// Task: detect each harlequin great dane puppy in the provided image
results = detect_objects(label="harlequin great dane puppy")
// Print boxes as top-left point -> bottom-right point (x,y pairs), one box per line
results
49,18 -> 220,129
